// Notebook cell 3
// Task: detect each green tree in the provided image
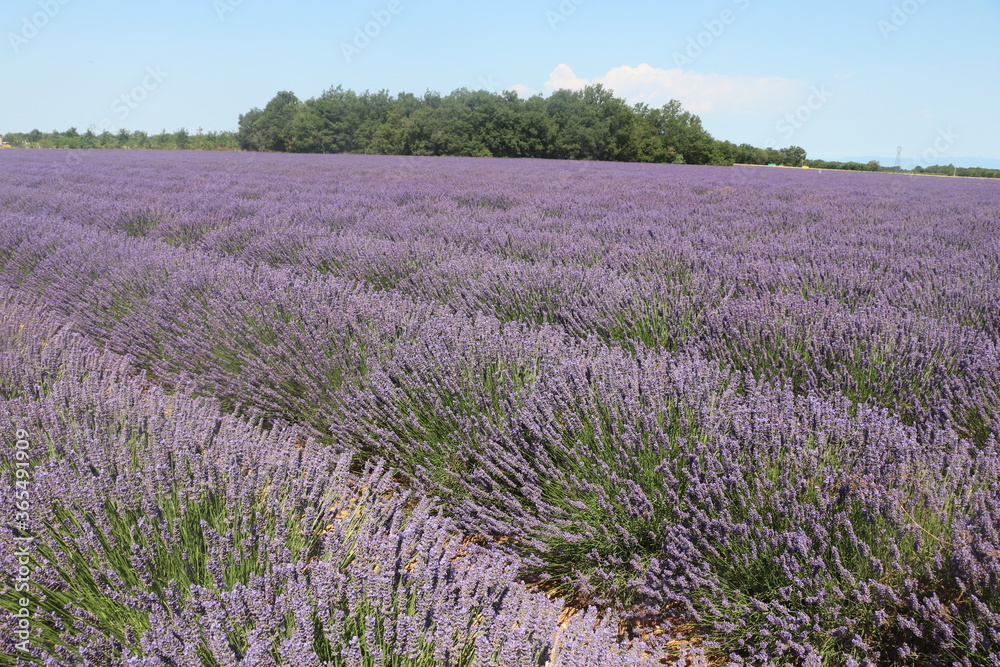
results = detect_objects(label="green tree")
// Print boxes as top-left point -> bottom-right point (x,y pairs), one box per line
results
231,84 -> 813,169
284,104 -> 331,153
644,99 -> 718,165
712,140 -> 737,166
544,88 -> 591,160
97,131 -> 118,148
518,94 -> 556,157
237,108 -> 265,151
780,146 -> 807,167
242,91 -> 301,152
310,87 -> 357,152
153,130 -> 174,150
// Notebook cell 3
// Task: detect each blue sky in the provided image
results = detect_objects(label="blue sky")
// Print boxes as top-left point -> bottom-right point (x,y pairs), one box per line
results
2,0 -> 998,164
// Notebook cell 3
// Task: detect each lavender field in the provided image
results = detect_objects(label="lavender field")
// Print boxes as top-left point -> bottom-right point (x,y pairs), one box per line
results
1,149 -> 999,666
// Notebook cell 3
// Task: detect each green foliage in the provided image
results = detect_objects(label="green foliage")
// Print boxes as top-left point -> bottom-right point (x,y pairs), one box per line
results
802,159 -> 1000,178
20,83 -> 999,176
237,90 -> 301,152
2,83 -> 816,166
780,145 -> 807,167
15,479 -> 323,663
3,128 -> 239,151
805,159 -> 870,172
230,84 -> 792,166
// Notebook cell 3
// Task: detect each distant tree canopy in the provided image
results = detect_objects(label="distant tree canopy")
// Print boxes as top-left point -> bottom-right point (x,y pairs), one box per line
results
1,127 -> 239,151
803,159 -> 1000,179
235,84 -> 806,167
9,85 -> 996,178
912,164 -> 1000,178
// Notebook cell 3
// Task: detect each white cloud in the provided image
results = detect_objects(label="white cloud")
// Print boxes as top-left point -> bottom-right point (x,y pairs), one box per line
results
921,108 -> 937,120
543,63 -> 591,93
542,63 -> 805,116
506,83 -> 538,97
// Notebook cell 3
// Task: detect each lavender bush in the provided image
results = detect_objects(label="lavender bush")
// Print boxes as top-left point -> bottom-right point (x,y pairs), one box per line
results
0,293 -> 651,665
2,150 -> 999,664
335,317 -> 1000,662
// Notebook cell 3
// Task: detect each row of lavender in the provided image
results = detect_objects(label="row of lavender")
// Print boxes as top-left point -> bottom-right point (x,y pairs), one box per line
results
1,150 -> 999,664
10,152 -> 999,331
0,288 -> 651,665
6,151 -> 999,443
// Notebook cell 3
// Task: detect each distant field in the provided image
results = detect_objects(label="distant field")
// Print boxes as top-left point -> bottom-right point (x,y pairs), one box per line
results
1,150 -> 998,665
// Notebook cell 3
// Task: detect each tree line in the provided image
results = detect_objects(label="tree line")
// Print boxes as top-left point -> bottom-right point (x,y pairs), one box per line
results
0,127 -> 238,151
804,158 -> 1000,179
235,85 -> 807,166
5,84 -> 997,178
899,164 -> 1000,179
